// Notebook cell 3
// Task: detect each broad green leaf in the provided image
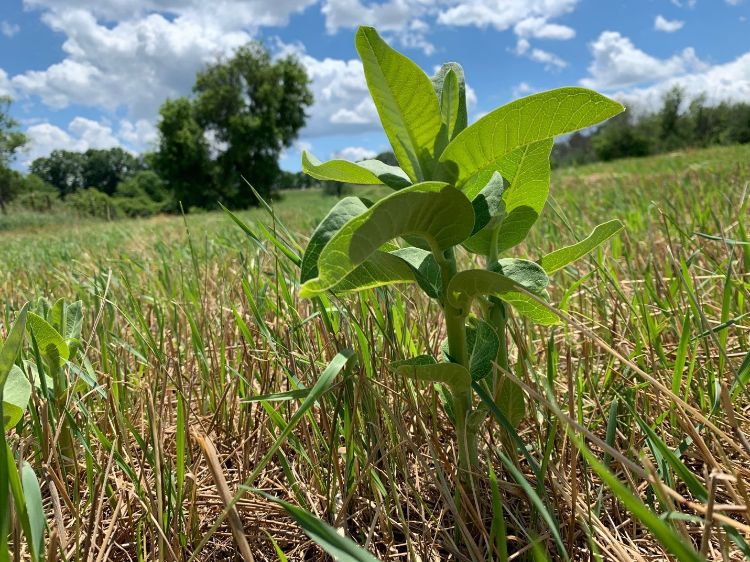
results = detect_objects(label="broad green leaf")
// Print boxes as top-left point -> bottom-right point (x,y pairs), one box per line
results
463,139 -> 553,255
329,251 -> 417,294
300,182 -> 473,297
3,366 -> 31,430
392,355 -> 471,392
432,62 -> 468,142
253,490 -> 382,562
0,305 -> 28,389
355,26 -> 443,182
302,151 -> 410,190
469,171 -> 505,236
447,269 -> 559,325
390,247 -> 442,299
21,463 -> 45,562
496,376 -> 525,429
438,87 -> 624,187
466,317 -> 500,382
26,312 -> 69,368
539,220 -> 624,273
301,197 -> 369,283
489,258 -> 549,296
571,434 -> 705,562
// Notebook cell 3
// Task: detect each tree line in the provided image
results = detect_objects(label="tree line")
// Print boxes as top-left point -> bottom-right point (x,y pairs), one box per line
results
3,53 -> 750,219
553,87 -> 750,167
0,42 -> 314,217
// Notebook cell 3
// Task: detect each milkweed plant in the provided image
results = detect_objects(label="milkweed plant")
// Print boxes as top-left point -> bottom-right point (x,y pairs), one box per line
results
298,26 -> 625,488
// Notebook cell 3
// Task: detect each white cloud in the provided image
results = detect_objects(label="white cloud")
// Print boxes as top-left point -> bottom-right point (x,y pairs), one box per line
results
514,16 -> 575,40
12,10 -> 252,118
437,0 -> 578,32
22,0 -> 316,29
331,146 -> 377,161
0,69 -> 13,97
581,31 -> 706,89
512,81 -> 536,98
23,118 -> 112,164
608,51 -> 750,113
1,21 -> 20,38
726,0 -> 743,5
654,15 -> 684,32
528,47 -> 567,69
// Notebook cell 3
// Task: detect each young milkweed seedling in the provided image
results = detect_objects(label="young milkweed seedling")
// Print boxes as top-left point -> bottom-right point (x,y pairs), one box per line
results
299,26 -> 625,489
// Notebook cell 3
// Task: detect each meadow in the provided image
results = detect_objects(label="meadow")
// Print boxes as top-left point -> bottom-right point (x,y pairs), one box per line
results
1,142 -> 749,561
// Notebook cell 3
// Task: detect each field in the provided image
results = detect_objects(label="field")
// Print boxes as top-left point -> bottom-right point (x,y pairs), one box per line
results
1,143 -> 749,561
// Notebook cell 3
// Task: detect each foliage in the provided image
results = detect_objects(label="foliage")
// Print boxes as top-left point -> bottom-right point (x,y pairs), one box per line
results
29,147 -> 144,196
554,86 -> 750,166
296,27 -> 625,539
0,96 -> 28,213
114,170 -> 173,216
153,42 -> 313,209
65,187 -> 118,219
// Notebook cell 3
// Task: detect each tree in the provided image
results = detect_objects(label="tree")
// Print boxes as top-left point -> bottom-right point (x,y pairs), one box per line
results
192,43 -> 313,206
81,148 -> 143,195
0,96 -> 28,213
152,98 -> 217,210
31,148 -> 142,197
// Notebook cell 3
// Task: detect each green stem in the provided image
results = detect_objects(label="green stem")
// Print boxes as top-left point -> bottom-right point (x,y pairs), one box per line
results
453,388 -> 473,487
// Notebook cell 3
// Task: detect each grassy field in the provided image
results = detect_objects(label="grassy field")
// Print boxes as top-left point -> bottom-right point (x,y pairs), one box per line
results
1,144 -> 749,561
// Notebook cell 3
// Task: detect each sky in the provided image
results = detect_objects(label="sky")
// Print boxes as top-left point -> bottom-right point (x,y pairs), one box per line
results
0,0 -> 749,172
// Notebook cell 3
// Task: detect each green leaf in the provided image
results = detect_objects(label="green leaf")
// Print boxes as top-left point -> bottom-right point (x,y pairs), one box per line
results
301,151 -> 411,190
571,433 -> 705,562
438,87 -> 624,187
392,355 -> 471,393
390,247 -> 442,299
253,491 -> 382,562
300,182 -> 473,297
355,26 -> 443,182
447,269 -> 559,325
466,317 -> 500,382
0,305 -> 27,390
489,258 -> 549,296
329,251 -> 417,294
300,197 -> 369,283
462,140 -> 552,255
539,220 -> 624,274
432,62 -> 468,142
496,376 -> 526,429
26,312 -> 69,369
469,171 -> 505,236
3,366 -> 31,431
21,463 -> 45,562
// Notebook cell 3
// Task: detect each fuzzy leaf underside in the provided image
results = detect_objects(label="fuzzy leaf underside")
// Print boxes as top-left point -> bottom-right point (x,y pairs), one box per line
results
447,270 -> 559,325
302,151 -> 411,190
300,182 -> 474,297
392,355 -> 471,392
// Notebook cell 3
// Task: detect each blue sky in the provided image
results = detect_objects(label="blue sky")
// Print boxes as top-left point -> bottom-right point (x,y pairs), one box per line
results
0,0 -> 748,171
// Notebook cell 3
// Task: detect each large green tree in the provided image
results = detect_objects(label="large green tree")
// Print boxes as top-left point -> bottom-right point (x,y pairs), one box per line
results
0,96 -> 28,213
152,98 -> 217,210
154,42 -> 313,209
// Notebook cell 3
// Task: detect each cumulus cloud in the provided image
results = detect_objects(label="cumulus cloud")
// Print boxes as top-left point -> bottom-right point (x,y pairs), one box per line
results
437,0 -> 578,32
654,15 -> 684,32
331,146 -> 377,161
581,31 -> 706,89
12,9 -> 252,118
1,21 -> 20,38
608,51 -> 750,112
514,16 -> 575,40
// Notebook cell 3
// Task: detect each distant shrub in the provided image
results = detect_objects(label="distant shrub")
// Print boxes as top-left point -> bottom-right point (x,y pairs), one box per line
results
66,188 -> 119,220
114,170 -> 172,217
